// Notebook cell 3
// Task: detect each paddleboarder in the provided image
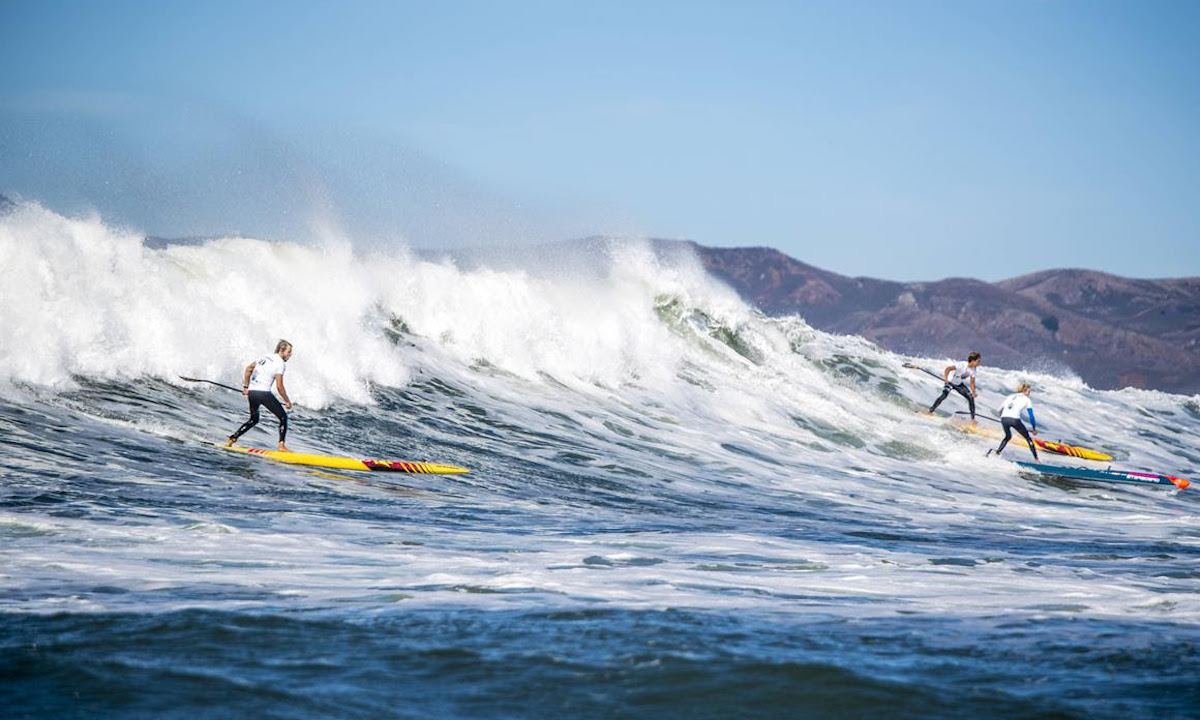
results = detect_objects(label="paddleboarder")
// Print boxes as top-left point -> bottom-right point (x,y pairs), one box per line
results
226,340 -> 294,452
993,382 -> 1039,460
928,352 -> 981,420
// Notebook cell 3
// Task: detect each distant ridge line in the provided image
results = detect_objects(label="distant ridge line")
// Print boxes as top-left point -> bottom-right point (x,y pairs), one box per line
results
675,240 -> 1199,394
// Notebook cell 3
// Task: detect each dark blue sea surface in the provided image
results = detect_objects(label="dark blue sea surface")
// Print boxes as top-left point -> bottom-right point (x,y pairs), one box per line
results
7,608 -> 1197,720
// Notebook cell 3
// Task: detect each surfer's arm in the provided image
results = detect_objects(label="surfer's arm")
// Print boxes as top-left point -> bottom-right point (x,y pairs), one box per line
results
275,374 -> 292,409
241,362 -> 255,395
942,364 -> 955,383
1026,408 -> 1037,433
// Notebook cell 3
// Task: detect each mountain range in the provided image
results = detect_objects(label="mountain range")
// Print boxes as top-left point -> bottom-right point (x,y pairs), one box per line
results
687,242 -> 1200,395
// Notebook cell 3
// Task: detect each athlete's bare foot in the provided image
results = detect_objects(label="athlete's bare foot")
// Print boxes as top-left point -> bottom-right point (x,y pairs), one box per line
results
277,444 -> 292,453
224,437 -> 236,447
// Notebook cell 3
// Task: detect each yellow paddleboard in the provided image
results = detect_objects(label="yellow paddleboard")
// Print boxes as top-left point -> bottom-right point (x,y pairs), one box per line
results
221,445 -> 469,474
1031,438 -> 1112,462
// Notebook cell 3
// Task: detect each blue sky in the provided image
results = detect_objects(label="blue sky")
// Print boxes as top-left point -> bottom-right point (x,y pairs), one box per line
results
2,0 -> 1197,280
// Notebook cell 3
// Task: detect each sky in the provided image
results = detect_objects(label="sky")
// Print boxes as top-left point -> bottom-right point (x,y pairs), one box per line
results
1,0 -> 1198,281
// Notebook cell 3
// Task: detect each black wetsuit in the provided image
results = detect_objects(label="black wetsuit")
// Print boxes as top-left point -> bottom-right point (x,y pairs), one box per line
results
997,417 -> 1038,460
930,382 -> 975,419
229,390 -> 288,444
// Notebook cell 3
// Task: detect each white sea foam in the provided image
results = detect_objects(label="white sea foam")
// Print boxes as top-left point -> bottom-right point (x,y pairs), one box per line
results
1,202 -> 733,404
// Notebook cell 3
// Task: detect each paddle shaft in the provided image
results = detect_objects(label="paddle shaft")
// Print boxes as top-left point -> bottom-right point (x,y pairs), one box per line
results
955,410 -> 1004,424
902,362 -> 944,382
179,376 -> 242,393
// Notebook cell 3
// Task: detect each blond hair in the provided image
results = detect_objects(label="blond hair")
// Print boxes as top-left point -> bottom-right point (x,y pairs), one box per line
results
1016,382 -> 1031,393
275,339 -> 292,354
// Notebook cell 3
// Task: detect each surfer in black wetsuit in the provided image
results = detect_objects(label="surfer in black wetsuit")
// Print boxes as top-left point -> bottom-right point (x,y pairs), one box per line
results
226,340 -> 294,452
928,351 -> 981,420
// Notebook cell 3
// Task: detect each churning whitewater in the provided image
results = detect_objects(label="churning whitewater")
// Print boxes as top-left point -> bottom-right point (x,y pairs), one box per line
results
2,201 -> 1197,719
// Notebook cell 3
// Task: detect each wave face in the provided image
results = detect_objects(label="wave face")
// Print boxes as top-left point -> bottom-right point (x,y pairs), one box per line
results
3,202 -> 1199,719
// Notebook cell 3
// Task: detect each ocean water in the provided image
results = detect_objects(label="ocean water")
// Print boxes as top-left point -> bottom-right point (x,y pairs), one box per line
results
2,201 -> 1198,719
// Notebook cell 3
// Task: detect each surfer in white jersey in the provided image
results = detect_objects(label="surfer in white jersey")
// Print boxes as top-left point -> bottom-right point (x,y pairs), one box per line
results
226,340 -> 294,452
928,351 -> 981,420
991,382 -> 1039,460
